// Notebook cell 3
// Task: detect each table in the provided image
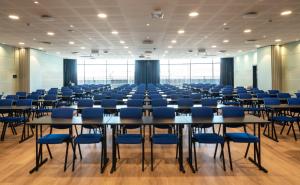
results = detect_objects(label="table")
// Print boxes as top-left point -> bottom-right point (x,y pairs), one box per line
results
0,106 -> 33,143
184,115 -> 269,173
28,116 -> 111,173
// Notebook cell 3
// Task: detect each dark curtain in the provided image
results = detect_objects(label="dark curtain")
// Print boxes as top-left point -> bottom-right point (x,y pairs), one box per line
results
134,60 -> 160,85
63,59 -> 78,86
220,57 -> 234,86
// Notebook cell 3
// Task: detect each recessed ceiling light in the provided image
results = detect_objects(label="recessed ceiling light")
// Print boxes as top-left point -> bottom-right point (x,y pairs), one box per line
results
255,44 -> 261,48
168,45 -> 173,49
56,51 -> 60,55
275,39 -> 282,42
171,40 -> 177,44
146,23 -> 150,26
111,30 -> 118,35
80,46 -> 85,49
38,47 -> 43,50
69,41 -> 75,45
8,15 -> 19,20
97,13 -> 107,18
223,23 -> 227,26
19,42 -> 25,45
70,25 -> 74,28
262,35 -> 267,38
120,40 -> 125,44
177,29 -> 185,34
47,32 -> 55,36
124,46 -> 128,49
34,1 -> 39,4
223,39 -> 229,43
244,29 -> 252,33
281,10 -> 292,16
146,36 -> 150,39
189,12 -> 199,17
33,38 -> 36,41
211,45 -> 217,48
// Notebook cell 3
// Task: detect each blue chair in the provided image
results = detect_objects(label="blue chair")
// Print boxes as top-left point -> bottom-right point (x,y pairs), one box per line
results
222,106 -> 259,170
77,99 -> 94,107
16,91 -> 27,99
295,93 -> 300,98
61,91 -> 74,105
127,99 -> 144,107
6,95 -> 19,100
191,107 -> 225,171
268,90 -> 280,96
37,108 -> 74,171
201,98 -> 218,106
256,93 -> 270,99
264,98 -> 298,141
150,107 -> 178,171
177,98 -> 194,114
0,100 -> 15,140
101,99 -> 117,115
72,108 -> 105,172
93,94 -> 105,105
151,98 -> 167,107
132,94 -> 144,99
116,108 -> 144,171
150,94 -> 162,99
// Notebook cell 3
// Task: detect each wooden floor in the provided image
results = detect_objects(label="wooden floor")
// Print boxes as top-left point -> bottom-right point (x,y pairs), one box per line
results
1,121 -> 300,185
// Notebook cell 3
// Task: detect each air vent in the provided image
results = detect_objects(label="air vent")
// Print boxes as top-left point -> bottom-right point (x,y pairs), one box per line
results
39,41 -> 51,45
218,50 -> 227,53
145,50 -> 152,54
198,48 -> 206,53
243,11 -> 258,19
143,39 -> 154,44
139,55 -> 145,58
91,49 -> 99,54
245,39 -> 257,44
40,14 -> 55,21
151,9 -> 164,19
72,51 -> 79,54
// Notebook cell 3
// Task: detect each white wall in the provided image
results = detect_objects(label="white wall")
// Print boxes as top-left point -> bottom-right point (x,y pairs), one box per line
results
257,46 -> 272,91
30,49 -> 63,92
234,51 -> 257,88
281,41 -> 300,93
0,44 -> 19,94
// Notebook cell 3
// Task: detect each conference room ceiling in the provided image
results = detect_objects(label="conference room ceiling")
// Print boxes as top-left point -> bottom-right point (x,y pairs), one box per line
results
0,0 -> 300,59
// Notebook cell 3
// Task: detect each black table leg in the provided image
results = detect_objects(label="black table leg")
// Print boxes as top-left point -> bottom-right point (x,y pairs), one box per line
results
110,125 -> 116,173
178,125 -> 185,173
19,109 -> 34,143
186,124 -> 195,173
101,125 -> 109,173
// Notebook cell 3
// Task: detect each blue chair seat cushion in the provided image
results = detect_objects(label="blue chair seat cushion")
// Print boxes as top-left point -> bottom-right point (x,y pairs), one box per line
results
0,117 -> 26,122
116,134 -> 143,144
38,134 -> 71,144
151,134 -> 179,144
75,134 -> 103,144
225,132 -> 259,143
243,107 -> 263,112
192,133 -> 224,144
223,102 -> 240,106
36,108 -> 52,113
272,116 -> 297,123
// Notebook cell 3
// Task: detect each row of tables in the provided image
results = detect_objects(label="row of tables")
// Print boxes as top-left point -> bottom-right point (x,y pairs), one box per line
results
28,114 -> 269,174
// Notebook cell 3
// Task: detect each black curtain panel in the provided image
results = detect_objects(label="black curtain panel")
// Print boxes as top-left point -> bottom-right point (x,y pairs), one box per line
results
220,57 -> 234,86
63,59 -> 78,86
134,60 -> 160,85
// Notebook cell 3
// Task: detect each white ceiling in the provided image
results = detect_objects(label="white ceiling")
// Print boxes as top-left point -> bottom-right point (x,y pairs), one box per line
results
0,0 -> 300,59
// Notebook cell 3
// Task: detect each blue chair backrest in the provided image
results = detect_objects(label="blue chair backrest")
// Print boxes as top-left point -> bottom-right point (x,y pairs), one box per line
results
0,99 -> 13,106
120,107 -> 143,118
295,93 -> 300,98
51,108 -> 74,118
16,99 -> 33,106
177,98 -> 194,107
287,98 -> 300,105
238,93 -> 252,99
6,95 -> 19,100
77,99 -> 94,107
277,93 -> 291,98
101,99 -> 117,107
256,93 -> 270,98
81,108 -> 103,119
222,107 -> 244,117
16,91 -> 26,97
268,90 -> 279,95
152,107 -> 175,118
27,94 -> 40,100
132,94 -> 144,99
237,89 -> 247,94
111,93 -> 123,100
201,98 -> 218,106
62,91 -> 73,96
263,98 -> 280,105
127,99 -> 144,107
150,94 -> 162,99
191,107 -> 213,118
44,94 -> 57,100
152,99 -> 167,107
94,94 -> 105,100
190,93 -> 201,99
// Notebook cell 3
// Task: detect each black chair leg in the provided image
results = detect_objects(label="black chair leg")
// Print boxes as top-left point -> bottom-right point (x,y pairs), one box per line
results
214,143 -> 218,159
72,142 -> 77,171
227,141 -> 233,171
291,123 -> 297,140
77,143 -> 83,160
151,141 -> 154,171
221,143 -> 226,171
244,143 -> 250,158
142,140 -> 145,171
280,123 -> 286,135
46,144 -> 53,159
117,144 -> 120,159
100,143 -> 104,173
64,142 -> 70,172
193,142 -> 198,171
175,144 -> 179,159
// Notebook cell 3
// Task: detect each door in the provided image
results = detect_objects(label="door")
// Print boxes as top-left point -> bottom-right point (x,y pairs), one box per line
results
253,65 -> 257,88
